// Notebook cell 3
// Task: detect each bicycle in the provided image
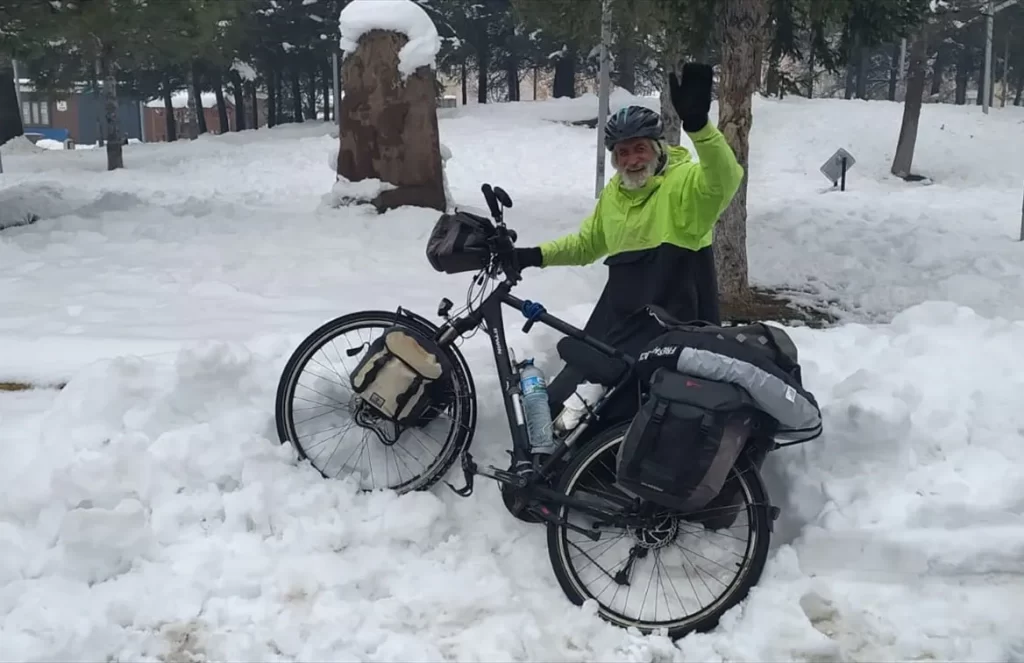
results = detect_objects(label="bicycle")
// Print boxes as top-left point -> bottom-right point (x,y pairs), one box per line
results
275,183 -> 796,639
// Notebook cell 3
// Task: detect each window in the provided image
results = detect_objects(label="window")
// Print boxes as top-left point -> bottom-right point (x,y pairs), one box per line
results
21,100 -> 51,127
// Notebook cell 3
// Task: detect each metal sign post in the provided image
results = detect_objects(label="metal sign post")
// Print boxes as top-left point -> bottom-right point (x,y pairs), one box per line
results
594,0 -> 612,198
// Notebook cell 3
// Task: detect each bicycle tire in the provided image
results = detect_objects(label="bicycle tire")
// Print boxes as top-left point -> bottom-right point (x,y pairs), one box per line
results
275,309 -> 478,494
545,422 -> 772,639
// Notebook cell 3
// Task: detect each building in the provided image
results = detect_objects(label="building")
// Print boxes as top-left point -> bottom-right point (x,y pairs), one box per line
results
142,91 -> 268,142
16,80 -> 268,147
17,79 -> 144,146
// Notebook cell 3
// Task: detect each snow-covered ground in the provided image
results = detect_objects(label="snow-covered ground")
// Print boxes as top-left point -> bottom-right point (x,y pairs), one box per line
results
2,92 -> 1024,661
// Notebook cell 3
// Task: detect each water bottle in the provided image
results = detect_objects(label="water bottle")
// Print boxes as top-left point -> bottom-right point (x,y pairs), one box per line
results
519,359 -> 556,455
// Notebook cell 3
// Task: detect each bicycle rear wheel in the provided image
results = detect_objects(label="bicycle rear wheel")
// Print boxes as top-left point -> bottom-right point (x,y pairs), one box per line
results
545,423 -> 772,638
275,310 -> 477,494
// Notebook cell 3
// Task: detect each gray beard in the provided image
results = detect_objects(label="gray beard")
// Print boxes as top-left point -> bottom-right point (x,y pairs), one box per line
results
617,159 -> 658,190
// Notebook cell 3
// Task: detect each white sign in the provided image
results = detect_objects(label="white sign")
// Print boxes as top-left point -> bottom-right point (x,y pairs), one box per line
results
820,148 -> 856,186
56,100 -> 67,112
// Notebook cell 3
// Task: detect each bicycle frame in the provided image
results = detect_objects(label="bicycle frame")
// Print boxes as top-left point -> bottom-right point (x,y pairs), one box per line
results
435,275 -> 638,480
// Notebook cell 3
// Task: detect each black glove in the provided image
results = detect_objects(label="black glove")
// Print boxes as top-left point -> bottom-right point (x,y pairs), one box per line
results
669,63 -> 713,133
514,247 -> 543,269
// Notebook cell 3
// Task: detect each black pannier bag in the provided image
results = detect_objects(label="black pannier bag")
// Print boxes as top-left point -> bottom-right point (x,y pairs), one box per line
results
425,209 -> 495,274
614,305 -> 823,517
350,326 -> 449,428
616,368 -> 759,513
632,311 -> 821,438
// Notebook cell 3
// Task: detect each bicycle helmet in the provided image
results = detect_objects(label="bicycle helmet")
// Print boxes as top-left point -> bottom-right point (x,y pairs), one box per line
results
604,105 -> 663,151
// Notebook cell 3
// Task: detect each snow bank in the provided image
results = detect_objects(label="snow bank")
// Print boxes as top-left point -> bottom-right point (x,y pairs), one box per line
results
34,138 -> 67,151
1,135 -> 45,155
0,182 -> 96,231
2,303 -> 1024,660
338,0 -> 441,77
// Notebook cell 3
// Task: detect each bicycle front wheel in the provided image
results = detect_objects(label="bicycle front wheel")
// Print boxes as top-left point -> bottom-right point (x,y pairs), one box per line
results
275,310 -> 477,494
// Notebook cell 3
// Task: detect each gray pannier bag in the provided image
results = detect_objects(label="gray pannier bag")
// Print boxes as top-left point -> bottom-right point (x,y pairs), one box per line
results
616,306 -> 822,515
350,327 -> 446,427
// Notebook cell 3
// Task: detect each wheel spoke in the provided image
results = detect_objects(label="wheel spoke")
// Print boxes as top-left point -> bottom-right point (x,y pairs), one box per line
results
277,316 -> 474,493
550,428 -> 769,638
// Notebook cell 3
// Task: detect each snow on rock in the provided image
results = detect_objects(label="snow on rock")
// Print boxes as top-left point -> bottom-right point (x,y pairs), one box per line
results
338,0 -> 441,78
323,174 -> 397,208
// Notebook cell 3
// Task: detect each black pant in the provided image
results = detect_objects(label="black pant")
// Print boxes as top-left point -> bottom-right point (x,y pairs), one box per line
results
546,244 -> 720,424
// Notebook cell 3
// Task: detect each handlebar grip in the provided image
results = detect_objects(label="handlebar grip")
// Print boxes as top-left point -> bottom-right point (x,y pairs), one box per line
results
481,184 -> 502,219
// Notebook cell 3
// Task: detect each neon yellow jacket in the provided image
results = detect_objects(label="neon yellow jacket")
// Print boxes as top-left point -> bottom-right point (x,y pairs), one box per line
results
539,122 -> 744,267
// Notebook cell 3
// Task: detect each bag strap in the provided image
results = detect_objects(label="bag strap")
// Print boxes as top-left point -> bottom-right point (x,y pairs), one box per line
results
393,374 -> 426,421
625,399 -> 669,475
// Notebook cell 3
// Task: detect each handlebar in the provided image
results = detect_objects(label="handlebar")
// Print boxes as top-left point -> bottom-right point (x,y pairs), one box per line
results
478,183 -> 523,284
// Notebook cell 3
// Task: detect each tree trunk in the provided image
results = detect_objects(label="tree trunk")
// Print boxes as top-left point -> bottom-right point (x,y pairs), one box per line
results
889,42 -> 900,101
713,0 -> 768,302
505,51 -> 520,101
213,72 -> 229,133
337,30 -> 446,213
890,26 -> 929,179
955,47 -> 971,105
292,67 -> 304,121
806,25 -> 817,98
1015,68 -> 1023,105
930,46 -> 946,96
615,34 -> 637,93
460,60 -> 467,105
97,53 -> 124,171
855,44 -> 869,99
277,67 -> 286,120
1001,31 -> 1009,106
976,54 -> 986,105
0,65 -> 23,145
321,59 -> 331,121
248,81 -> 259,129
229,70 -> 246,131
552,47 -> 577,98
660,55 -> 682,145
161,76 -> 177,141
191,62 -> 207,134
477,24 -> 490,103
844,30 -> 859,99
306,64 -> 318,119
266,66 -> 277,127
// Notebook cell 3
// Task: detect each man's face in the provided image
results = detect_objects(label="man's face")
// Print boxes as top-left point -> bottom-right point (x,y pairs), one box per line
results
612,138 -> 657,189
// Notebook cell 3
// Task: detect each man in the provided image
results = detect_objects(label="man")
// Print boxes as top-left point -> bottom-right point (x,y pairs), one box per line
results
513,63 -> 745,418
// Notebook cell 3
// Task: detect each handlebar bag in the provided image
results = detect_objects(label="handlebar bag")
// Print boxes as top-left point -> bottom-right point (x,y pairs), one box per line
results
426,210 -> 494,274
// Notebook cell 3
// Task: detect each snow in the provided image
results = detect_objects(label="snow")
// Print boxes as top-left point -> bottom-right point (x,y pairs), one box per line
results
231,60 -> 257,82
324,174 -> 397,207
1,93 -> 1024,660
144,90 -> 220,109
338,0 -> 441,78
